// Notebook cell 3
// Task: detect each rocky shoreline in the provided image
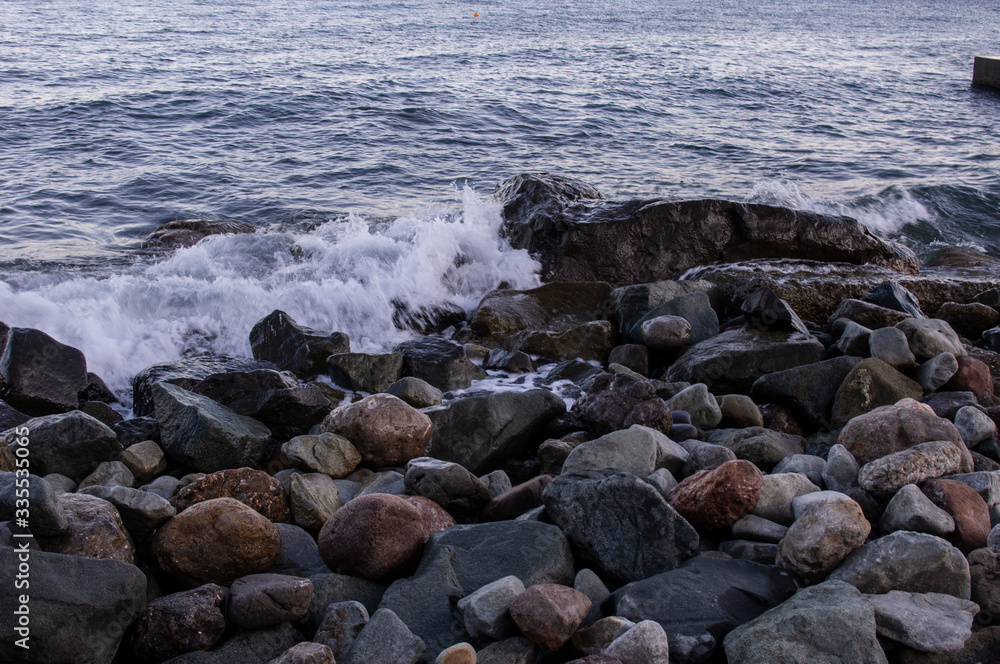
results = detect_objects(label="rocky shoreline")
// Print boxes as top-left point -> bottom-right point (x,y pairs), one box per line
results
2,174 -> 1000,664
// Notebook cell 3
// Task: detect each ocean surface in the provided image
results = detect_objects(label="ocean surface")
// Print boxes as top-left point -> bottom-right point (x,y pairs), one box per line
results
1,0 -> 999,402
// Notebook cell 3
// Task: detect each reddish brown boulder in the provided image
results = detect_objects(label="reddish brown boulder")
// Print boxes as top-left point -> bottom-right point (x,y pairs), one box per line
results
320,393 -> 432,468
36,493 -> 135,563
481,475 -> 554,522
131,584 -> 227,661
172,467 -> 291,522
920,479 -> 991,554
509,584 -> 592,651
838,398 -> 973,473
667,460 -> 763,531
152,497 -> 282,586
317,493 -> 425,582
942,356 -> 995,395
400,495 -> 456,540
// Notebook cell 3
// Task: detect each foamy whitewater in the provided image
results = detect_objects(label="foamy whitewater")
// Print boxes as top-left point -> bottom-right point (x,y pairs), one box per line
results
0,187 -> 540,402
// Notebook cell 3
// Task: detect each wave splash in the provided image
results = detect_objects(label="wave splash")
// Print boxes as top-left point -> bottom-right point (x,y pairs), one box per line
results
0,186 -> 541,401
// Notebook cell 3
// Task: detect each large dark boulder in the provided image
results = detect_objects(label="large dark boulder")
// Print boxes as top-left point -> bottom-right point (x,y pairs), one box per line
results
612,556 -> 798,664
0,547 -> 146,663
249,310 -> 350,379
1,410 -> 121,480
543,469 -> 699,585
664,328 -> 826,395
425,389 -> 566,474
131,355 -> 281,417
0,327 -> 88,416
751,357 -> 862,430
495,174 -> 917,286
190,369 -> 297,415
393,337 -> 485,391
471,282 -> 614,339
379,520 -> 574,661
152,383 -> 272,473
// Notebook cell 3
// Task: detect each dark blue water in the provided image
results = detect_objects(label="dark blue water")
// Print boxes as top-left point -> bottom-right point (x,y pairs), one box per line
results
1,0 -> 999,398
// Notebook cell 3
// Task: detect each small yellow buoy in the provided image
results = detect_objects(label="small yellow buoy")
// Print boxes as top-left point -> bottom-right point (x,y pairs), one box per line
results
474,12 -> 479,17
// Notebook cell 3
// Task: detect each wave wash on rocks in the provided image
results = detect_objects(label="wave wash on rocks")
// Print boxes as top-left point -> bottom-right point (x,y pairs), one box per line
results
4,173 -> 1000,663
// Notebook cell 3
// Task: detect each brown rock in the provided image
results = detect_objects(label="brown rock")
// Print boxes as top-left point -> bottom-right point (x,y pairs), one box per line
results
0,442 -> 14,472
831,358 -> 924,427
320,393 -> 432,469
471,282 -> 614,338
571,616 -> 636,656
968,547 -> 1000,620
942,355 -> 995,395
119,440 -> 168,483
172,467 -> 291,522
509,584 -> 592,651
719,395 -> 765,429
481,475 -> 554,522
509,321 -> 615,363
131,584 -> 227,661
227,573 -> 314,630
776,496 -> 871,583
400,495 -> 457,540
935,301 -> 1000,338
622,398 -> 673,435
36,493 -> 135,563
667,459 -> 763,531
435,642 -> 477,664
152,497 -> 282,586
920,478 -> 991,554
759,403 -> 803,435
317,493 -> 425,582
838,398 -> 973,473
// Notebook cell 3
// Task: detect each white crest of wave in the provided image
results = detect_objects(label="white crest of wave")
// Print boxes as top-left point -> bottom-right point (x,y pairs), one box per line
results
0,186 -> 541,400
748,179 -> 932,236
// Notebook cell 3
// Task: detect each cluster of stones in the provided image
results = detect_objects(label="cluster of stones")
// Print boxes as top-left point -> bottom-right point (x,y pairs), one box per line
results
3,178 -> 1000,664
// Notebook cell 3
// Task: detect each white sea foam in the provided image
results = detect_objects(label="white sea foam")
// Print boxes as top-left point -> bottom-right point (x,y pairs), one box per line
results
0,186 -> 541,402
748,179 -> 932,236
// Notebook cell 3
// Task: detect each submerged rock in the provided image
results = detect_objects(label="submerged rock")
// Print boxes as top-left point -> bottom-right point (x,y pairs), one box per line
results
143,217 -> 256,248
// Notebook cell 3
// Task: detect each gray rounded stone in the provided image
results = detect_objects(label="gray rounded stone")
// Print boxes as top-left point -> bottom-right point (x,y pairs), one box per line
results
869,326 -> 916,370
880,483 -> 956,537
666,384 -> 722,430
282,433 -> 362,478
456,575 -> 526,641
750,473 -> 821,526
916,352 -> 959,394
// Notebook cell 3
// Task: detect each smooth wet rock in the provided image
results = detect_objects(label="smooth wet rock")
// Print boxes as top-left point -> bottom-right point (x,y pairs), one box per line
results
404,457 -> 492,515
943,355 -> 995,396
543,469 -> 698,584
751,356 -> 861,430
250,309 -> 350,378
36,492 -> 135,563
665,383 -> 721,430
153,382 -> 273,474
189,368 -> 298,416
920,478 -> 992,553
254,383 -> 338,440
2,410 -> 121,480
639,315 -> 692,350
320,393 -> 432,469
838,398 -> 973,472
612,555 -> 797,664
776,493 -> 870,583
80,483 -> 176,543
120,440 -> 168,483
457,575 -> 526,641
173,467 -> 290,522
702,426 -> 805,472
629,291 -> 721,347
426,389 -> 566,474
144,217 -> 256,248
314,601 -> 369,663
317,493 -> 425,582
383,377 -> 442,409
328,352 -> 403,393
132,584 -> 227,661
831,357 -> 924,427
471,281 -> 613,338
0,547 -> 146,664
560,425 -> 661,476
897,318 -> 966,361
289,472 -> 342,531
283,432 -> 361,478
866,590 -> 978,653
0,471 -> 67,536
484,348 -> 537,374
869,325 -> 916,370
152,497 -> 282,586
859,442 -> 965,498
954,405 -> 997,447
509,584 -> 591,651
227,573 -> 314,630
723,580 -> 887,664
829,531 -> 971,598
880,484 -> 956,537
665,327 -> 827,394
394,337 -> 486,391
0,327 -> 87,415
667,459 -> 762,532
